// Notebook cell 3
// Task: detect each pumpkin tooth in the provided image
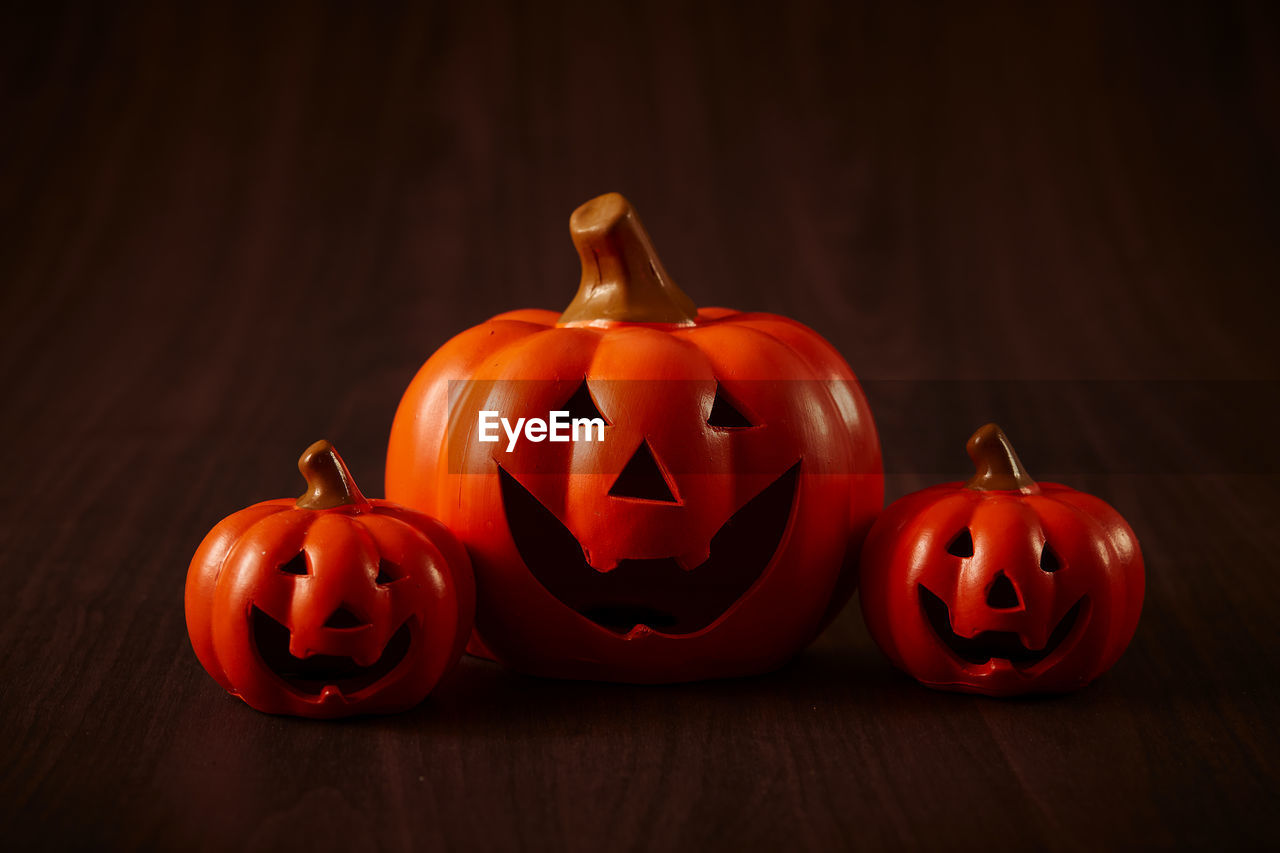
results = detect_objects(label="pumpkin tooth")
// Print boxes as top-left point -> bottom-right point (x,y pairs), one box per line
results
318,685 -> 345,702
584,550 -> 618,572
674,547 -> 710,572
623,624 -> 656,640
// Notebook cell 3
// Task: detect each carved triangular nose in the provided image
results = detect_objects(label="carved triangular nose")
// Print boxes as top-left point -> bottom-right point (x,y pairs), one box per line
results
324,606 -> 367,629
609,440 -> 678,503
986,572 -> 1021,609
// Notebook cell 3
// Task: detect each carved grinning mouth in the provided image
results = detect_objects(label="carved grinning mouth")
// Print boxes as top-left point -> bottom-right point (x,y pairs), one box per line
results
251,606 -> 412,697
918,586 -> 1087,668
498,462 -> 800,635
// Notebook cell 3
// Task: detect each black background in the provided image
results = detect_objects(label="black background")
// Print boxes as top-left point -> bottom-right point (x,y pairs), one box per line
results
2,2 -> 1278,850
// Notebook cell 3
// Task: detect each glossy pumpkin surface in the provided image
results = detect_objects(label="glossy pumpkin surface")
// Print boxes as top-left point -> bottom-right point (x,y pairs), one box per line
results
386,193 -> 882,682
860,424 -> 1144,696
185,441 -> 474,717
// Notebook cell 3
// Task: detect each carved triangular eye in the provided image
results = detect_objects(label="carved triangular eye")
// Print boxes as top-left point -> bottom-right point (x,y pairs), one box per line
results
563,380 -> 608,425
375,559 -> 401,586
1040,542 -> 1061,573
946,529 -> 974,558
707,384 -> 754,429
280,552 -> 309,575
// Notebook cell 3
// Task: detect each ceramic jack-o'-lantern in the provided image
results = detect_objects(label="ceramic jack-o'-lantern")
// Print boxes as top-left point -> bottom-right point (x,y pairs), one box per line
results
860,424 -> 1144,696
185,440 -> 474,717
386,192 -> 882,683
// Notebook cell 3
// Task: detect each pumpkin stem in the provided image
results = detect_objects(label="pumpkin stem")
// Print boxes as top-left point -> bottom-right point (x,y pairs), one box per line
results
296,440 -> 368,510
964,423 -> 1039,492
558,192 -> 698,326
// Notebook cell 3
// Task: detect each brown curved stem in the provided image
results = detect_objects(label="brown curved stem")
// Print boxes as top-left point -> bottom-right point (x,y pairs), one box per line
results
296,440 -> 368,510
964,423 -> 1039,492
558,192 -> 698,326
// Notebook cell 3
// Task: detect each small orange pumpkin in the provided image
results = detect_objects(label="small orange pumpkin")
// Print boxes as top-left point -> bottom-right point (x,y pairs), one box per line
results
860,424 -> 1144,696
185,440 -> 474,717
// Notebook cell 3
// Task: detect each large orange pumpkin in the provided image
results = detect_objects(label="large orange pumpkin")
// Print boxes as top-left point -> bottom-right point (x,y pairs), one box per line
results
386,193 -> 881,682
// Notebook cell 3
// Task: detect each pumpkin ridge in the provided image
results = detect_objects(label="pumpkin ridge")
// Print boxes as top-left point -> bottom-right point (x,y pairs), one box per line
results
680,320 -> 822,380
1032,491 -> 1121,567
477,323 -> 601,379
685,321 -> 860,465
1016,495 -> 1124,651
340,512 -> 389,583
361,509 -> 451,574
234,507 -> 313,580
587,323 -> 708,379
419,321 -> 577,515
898,490 -> 981,589
210,503 -> 293,588
363,505 -> 475,667
486,308 -> 560,326
717,314 -> 858,379
444,324 -> 606,525
185,501 -> 292,687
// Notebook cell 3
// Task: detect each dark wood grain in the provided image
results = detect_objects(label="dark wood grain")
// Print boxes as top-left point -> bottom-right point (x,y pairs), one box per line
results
2,1 -> 1278,849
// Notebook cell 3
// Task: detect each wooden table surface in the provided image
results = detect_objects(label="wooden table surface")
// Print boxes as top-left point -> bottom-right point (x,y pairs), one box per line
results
3,2 -> 1278,849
